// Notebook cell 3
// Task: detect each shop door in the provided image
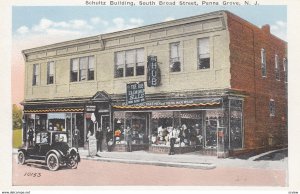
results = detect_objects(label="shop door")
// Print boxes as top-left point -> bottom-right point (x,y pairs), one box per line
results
101,115 -> 110,150
205,117 -> 217,148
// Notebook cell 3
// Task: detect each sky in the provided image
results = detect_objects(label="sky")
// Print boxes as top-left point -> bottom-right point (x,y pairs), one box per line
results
12,5 -> 287,105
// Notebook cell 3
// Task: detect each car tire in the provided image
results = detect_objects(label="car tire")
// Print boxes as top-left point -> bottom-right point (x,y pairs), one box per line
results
18,151 -> 26,165
67,158 -> 78,169
47,153 -> 60,171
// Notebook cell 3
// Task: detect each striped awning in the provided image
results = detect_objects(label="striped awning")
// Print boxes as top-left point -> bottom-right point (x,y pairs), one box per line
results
24,108 -> 84,113
112,98 -> 221,110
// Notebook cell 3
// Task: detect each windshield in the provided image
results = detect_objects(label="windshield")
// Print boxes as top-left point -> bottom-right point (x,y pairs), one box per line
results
53,133 -> 68,143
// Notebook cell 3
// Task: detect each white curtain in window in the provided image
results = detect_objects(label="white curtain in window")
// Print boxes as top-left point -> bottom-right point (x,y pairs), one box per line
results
199,38 -> 209,57
48,61 -> 54,75
80,57 -> 88,70
88,56 -> 94,69
126,50 -> 135,67
261,48 -> 266,64
170,43 -> 179,59
136,49 -> 144,65
72,58 -> 79,71
275,54 -> 278,69
116,52 -> 124,67
34,64 -> 39,75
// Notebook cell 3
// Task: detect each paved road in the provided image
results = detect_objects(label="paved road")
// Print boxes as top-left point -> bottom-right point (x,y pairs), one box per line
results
12,156 -> 286,186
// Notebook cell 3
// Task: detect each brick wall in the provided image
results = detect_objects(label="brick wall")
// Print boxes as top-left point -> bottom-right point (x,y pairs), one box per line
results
226,11 -> 288,150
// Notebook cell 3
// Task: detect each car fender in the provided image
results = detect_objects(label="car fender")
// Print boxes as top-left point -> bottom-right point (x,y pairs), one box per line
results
45,149 -> 63,164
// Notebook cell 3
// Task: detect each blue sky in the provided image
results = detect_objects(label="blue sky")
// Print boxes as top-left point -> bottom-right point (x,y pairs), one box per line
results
12,6 -> 287,41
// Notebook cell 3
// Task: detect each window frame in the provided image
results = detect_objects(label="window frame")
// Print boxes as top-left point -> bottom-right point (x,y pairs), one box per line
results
114,48 -> 145,78
269,99 -> 275,117
261,48 -> 267,77
70,56 -> 95,82
47,61 -> 55,85
275,54 -> 280,81
197,37 -> 210,70
169,42 -> 181,73
283,57 -> 288,83
32,63 -> 40,86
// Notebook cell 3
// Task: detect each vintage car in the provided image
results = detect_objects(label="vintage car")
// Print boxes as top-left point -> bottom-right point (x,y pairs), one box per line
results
18,131 -> 80,171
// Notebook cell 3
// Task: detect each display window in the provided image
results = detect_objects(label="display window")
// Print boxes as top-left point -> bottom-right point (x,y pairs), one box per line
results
205,110 -> 225,148
229,99 -> 243,149
48,113 -> 66,131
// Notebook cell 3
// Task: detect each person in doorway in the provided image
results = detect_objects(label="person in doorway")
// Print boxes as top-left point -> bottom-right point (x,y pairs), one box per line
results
125,126 -> 133,152
169,128 -> 176,155
96,127 -> 103,152
73,127 -> 80,151
27,128 -> 34,147
106,127 -> 113,152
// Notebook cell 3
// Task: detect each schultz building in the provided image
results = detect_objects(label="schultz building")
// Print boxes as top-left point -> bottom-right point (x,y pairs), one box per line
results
21,10 -> 288,157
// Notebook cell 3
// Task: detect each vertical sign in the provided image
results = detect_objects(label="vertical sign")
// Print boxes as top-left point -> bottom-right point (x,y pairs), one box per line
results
147,56 -> 161,87
126,82 -> 145,105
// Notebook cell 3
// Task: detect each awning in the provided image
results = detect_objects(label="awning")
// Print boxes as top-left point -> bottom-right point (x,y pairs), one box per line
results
24,108 -> 84,113
112,98 -> 221,110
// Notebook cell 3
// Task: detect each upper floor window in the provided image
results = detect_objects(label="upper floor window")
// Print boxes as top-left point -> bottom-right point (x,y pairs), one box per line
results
269,99 -> 275,117
261,48 -> 267,77
32,64 -> 40,86
198,38 -> 210,69
283,58 -> 288,83
70,56 -> 94,82
170,42 -> 181,72
47,61 -> 55,85
275,54 -> 280,81
115,48 -> 144,78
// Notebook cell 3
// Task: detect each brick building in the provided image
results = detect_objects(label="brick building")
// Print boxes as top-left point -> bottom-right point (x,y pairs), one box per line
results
21,10 -> 287,157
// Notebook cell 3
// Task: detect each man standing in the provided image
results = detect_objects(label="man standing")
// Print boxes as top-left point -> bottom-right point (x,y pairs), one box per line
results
125,126 -> 132,152
96,127 -> 103,153
73,127 -> 80,151
169,128 -> 176,155
27,128 -> 34,147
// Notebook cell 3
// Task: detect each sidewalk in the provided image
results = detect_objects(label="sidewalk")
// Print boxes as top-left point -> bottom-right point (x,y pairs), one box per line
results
78,148 -> 288,170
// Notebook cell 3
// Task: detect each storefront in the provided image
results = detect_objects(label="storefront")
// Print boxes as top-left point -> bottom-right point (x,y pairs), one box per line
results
110,96 -> 243,156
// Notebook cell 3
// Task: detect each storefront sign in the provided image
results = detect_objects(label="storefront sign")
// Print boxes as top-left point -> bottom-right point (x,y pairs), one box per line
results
126,82 -> 145,105
147,56 -> 161,87
85,105 -> 96,112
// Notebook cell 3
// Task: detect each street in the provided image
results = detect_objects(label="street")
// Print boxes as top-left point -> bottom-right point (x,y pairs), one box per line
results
12,155 -> 286,186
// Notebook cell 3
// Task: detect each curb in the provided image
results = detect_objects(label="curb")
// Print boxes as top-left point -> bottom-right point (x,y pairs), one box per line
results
81,156 -> 216,170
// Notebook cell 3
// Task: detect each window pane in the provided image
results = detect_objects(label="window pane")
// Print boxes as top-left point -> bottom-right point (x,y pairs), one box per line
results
261,49 -> 266,77
229,99 -> 243,149
136,66 -> 144,76
126,50 -> 135,65
79,57 -> 88,81
198,38 -> 210,69
88,56 -> 94,80
71,59 -> 78,82
88,56 -> 94,69
136,49 -> 144,63
126,67 -> 134,77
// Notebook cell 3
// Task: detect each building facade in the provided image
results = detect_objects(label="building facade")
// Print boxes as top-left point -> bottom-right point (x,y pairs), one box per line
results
21,11 -> 287,157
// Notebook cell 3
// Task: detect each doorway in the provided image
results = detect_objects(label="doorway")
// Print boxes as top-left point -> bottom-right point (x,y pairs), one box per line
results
101,115 -> 110,151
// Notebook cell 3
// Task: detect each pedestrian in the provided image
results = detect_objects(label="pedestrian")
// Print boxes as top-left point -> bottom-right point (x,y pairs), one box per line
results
27,128 -> 34,147
96,127 -> 103,152
125,126 -> 132,152
73,127 -> 80,151
169,128 -> 176,155
106,127 -> 113,152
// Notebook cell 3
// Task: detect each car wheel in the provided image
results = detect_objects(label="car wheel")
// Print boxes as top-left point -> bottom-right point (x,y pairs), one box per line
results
47,153 -> 60,171
18,152 -> 25,165
67,155 -> 78,169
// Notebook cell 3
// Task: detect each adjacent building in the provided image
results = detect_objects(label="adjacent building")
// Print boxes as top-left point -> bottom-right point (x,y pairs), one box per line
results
21,10 -> 288,157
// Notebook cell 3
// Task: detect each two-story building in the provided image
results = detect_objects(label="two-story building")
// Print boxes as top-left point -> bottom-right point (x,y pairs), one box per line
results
21,10 -> 287,157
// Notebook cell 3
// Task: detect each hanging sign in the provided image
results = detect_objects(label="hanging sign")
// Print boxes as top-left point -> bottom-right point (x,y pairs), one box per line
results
147,56 -> 161,87
126,82 -> 145,105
